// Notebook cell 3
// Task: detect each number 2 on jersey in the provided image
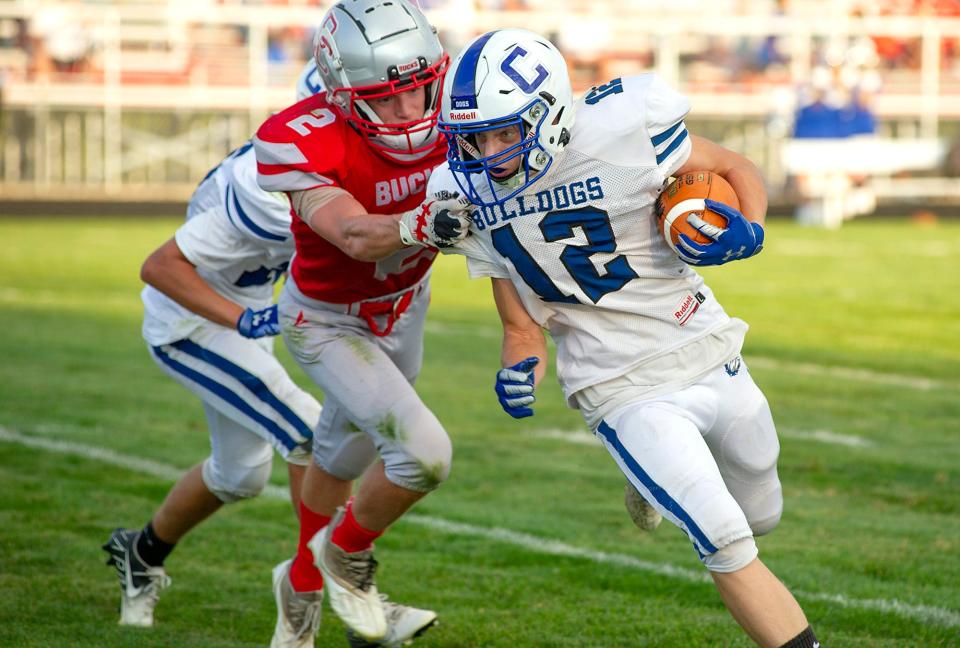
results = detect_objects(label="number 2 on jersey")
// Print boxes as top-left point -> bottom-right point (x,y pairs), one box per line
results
491,207 -> 637,304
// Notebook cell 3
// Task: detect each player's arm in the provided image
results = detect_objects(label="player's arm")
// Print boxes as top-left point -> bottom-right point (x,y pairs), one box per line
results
141,239 -> 277,339
491,278 -> 547,419
671,135 -> 766,265
142,239 -> 244,327
291,186 -> 472,262
675,134 -> 767,225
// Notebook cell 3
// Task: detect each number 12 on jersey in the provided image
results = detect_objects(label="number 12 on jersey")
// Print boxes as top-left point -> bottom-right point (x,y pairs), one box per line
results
491,207 -> 637,304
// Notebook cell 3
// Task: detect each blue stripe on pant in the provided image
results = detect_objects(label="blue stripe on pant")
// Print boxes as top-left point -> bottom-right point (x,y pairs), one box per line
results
153,344 -> 300,451
597,420 -> 718,555
170,339 -> 313,441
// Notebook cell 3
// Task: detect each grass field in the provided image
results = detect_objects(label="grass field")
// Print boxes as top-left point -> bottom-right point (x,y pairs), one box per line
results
0,216 -> 958,647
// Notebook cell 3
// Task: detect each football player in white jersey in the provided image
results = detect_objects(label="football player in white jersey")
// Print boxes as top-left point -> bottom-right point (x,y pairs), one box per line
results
432,29 -> 820,648
103,61 -> 440,647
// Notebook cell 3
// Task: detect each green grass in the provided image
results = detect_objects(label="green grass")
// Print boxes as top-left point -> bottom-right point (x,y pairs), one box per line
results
0,217 -> 959,647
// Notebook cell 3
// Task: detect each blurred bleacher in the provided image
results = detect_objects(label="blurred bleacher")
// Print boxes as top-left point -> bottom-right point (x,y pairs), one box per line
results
1,0 -> 959,217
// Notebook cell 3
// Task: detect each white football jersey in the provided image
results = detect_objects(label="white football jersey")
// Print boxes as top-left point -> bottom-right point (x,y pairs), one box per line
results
433,74 -> 743,400
142,143 -> 296,346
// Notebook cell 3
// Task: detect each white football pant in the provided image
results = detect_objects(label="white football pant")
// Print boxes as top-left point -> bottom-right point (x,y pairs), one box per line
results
278,276 -> 451,493
149,324 -> 321,501
588,357 -> 782,572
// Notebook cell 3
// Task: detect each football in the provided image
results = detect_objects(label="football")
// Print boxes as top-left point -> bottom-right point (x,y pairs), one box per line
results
656,171 -> 740,253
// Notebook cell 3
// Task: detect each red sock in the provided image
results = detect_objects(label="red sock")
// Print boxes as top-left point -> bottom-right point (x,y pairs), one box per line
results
331,502 -> 383,553
289,501 -> 331,593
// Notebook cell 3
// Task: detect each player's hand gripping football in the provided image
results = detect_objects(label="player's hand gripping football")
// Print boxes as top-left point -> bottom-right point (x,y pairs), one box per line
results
398,190 -> 473,248
677,199 -> 764,266
237,304 -> 281,339
495,357 -> 539,419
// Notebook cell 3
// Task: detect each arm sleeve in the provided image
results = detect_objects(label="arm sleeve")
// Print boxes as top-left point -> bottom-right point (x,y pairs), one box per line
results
226,148 -> 295,242
175,208 -> 254,272
253,101 -> 343,193
465,254 -> 510,280
643,74 -> 692,178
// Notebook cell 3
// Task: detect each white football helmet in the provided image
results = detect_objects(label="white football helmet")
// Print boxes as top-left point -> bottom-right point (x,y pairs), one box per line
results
438,29 -> 574,206
313,0 -> 448,157
296,59 -> 324,101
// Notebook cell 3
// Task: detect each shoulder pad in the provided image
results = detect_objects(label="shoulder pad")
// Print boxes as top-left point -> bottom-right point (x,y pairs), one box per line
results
570,74 -> 690,169
425,161 -> 460,196
254,95 -> 347,192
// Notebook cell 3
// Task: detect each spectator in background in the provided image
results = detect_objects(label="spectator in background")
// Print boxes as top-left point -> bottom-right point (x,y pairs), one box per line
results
793,68 -> 843,138
793,63 -> 879,139
839,86 -> 878,137
28,1 -> 91,78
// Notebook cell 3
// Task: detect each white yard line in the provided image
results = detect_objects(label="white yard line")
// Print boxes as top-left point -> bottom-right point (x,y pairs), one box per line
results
1,425 -> 956,629
745,356 -> 945,392
532,427 -> 875,450
779,428 -> 875,448
423,321 -> 952,392
529,428 -> 601,446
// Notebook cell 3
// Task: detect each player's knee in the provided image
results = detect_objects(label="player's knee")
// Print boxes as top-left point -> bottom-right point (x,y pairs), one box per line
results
201,456 -> 272,503
744,481 -> 783,537
703,536 -> 759,573
382,422 -> 452,493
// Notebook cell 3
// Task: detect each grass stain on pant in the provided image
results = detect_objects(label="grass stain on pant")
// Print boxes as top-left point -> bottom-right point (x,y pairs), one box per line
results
377,412 -> 404,442
343,335 -> 377,365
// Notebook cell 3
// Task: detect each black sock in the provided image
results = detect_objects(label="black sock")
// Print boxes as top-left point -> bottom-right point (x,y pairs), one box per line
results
779,625 -> 819,648
135,522 -> 176,567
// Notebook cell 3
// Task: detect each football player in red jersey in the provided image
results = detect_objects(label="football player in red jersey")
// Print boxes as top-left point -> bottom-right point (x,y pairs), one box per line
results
253,1 -> 471,645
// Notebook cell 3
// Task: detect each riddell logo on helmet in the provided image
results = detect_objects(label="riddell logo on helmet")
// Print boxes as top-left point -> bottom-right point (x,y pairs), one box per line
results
397,59 -> 421,74
448,111 -> 477,121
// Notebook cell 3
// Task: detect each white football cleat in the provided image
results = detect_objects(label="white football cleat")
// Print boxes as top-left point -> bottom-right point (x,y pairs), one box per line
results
270,559 -> 323,648
346,596 -> 438,647
309,508 -> 387,641
102,528 -> 171,627
624,483 -> 663,531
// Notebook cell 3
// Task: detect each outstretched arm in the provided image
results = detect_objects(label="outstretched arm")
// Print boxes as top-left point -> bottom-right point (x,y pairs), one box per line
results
291,187 -> 472,262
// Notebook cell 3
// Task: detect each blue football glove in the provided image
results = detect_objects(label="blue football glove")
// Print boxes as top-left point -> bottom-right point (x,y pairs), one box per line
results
236,305 -> 280,339
495,357 -> 539,419
676,199 -> 764,266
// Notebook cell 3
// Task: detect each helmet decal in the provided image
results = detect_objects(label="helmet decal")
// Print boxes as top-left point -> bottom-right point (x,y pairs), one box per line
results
439,29 -> 574,207
449,30 -> 497,111
500,46 -> 548,93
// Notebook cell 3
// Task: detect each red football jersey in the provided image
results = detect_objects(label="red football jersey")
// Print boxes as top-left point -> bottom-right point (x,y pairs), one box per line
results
253,93 -> 447,303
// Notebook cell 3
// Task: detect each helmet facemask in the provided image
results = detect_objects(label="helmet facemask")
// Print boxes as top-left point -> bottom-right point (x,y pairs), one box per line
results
328,55 -> 449,156
312,0 -> 448,159
441,95 -> 568,207
439,29 -> 575,207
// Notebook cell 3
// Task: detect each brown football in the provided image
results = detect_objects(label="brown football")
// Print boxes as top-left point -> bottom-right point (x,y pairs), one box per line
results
656,171 -> 740,250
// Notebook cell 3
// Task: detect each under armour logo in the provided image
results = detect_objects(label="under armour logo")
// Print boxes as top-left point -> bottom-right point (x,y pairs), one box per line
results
724,356 -> 741,377
722,245 -> 747,262
252,313 -> 267,326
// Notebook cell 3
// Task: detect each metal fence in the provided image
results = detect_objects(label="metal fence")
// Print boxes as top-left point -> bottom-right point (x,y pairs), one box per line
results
2,1 -> 959,203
